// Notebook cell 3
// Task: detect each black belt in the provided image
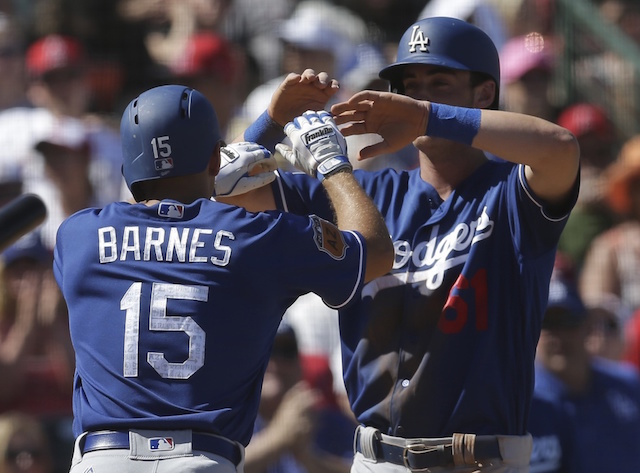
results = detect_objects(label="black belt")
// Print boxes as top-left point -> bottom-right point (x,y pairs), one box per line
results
82,431 -> 242,465
355,430 -> 502,470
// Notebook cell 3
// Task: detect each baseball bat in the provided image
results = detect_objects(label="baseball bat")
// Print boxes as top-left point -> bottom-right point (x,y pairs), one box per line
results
0,194 -> 47,252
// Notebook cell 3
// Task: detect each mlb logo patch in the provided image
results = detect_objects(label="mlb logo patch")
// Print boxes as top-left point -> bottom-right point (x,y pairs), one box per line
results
158,202 -> 184,218
149,437 -> 175,451
154,158 -> 174,171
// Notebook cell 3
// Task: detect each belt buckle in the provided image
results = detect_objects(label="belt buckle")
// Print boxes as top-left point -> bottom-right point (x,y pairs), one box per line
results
402,443 -> 432,472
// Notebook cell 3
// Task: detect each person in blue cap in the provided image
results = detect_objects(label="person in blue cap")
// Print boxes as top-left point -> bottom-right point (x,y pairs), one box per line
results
531,262 -> 640,472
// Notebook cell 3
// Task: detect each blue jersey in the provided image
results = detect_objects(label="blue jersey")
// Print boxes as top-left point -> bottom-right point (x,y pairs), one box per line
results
273,161 -> 577,437
534,359 -> 640,472
528,393 -> 573,473
53,198 -> 366,445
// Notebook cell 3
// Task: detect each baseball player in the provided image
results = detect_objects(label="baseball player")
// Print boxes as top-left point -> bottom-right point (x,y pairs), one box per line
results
221,17 -> 581,473
53,85 -> 393,473
526,394 -> 573,473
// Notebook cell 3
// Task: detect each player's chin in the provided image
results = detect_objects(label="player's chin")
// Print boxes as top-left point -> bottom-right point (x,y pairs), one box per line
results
414,135 -> 465,153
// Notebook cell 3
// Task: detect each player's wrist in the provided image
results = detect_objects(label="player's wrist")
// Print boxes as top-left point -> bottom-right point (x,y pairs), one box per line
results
316,155 -> 352,181
244,110 -> 286,152
425,103 -> 481,146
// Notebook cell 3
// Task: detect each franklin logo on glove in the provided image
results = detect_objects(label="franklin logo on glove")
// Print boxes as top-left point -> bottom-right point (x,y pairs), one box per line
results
220,145 -> 240,162
277,110 -> 352,181
302,126 -> 335,146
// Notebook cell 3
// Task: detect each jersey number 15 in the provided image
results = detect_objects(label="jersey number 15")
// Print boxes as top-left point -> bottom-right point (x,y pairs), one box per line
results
121,282 -> 206,380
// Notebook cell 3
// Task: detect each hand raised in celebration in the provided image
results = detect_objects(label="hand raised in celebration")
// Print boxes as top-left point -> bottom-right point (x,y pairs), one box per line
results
331,90 -> 429,159
269,70 -> 340,127
276,110 -> 352,181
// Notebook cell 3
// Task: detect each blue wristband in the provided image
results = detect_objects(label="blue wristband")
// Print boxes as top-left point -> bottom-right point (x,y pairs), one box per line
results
425,103 -> 481,146
244,110 -> 286,152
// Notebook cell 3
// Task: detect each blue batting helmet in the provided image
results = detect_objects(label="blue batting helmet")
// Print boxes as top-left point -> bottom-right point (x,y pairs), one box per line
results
379,17 -> 500,107
121,84 -> 221,192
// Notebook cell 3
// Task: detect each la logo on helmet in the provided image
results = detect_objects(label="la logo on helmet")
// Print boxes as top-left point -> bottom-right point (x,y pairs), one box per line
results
408,25 -> 429,53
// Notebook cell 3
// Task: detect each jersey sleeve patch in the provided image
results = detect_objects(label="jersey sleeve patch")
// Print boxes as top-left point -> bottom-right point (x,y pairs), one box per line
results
310,215 -> 348,260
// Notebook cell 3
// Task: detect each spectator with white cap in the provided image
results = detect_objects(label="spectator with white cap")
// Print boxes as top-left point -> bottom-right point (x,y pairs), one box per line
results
418,0 -> 509,52
231,0 -> 369,132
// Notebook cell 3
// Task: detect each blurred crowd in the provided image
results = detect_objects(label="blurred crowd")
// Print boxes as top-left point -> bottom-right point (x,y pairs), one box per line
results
0,0 -> 640,472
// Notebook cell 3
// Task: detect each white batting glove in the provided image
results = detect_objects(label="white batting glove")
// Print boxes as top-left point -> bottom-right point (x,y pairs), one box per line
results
275,110 -> 352,181
213,142 -> 277,197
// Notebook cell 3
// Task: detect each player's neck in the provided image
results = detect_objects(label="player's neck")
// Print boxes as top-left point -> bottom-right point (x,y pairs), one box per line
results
419,148 -> 488,200
138,199 -> 161,207
136,192 -> 205,206
135,176 -> 212,205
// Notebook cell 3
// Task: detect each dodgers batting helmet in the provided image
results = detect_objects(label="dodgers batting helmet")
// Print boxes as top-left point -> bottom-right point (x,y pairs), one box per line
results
121,84 -> 221,192
379,17 -> 500,108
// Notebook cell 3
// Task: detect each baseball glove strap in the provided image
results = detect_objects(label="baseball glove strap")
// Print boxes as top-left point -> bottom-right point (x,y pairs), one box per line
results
354,426 -> 502,470
316,155 -> 352,181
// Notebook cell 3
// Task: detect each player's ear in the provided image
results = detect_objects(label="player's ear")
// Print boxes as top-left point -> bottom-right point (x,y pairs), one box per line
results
209,140 -> 223,177
473,80 -> 496,109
